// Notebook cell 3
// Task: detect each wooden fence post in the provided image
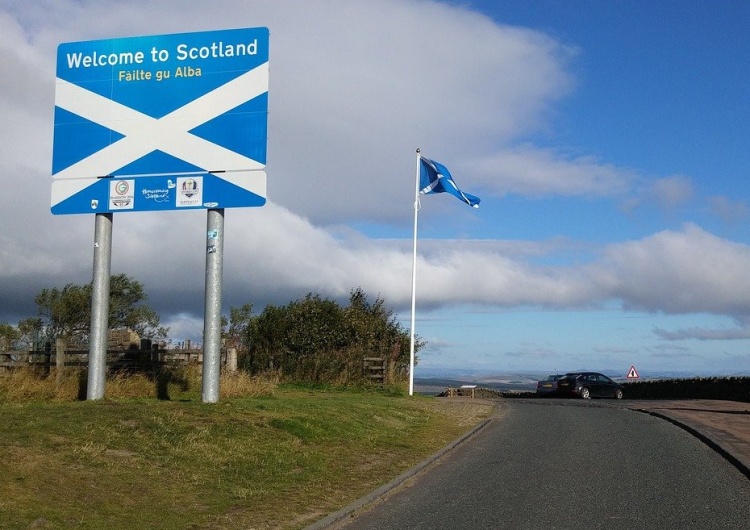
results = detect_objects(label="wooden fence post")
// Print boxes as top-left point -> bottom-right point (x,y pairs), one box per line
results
56,338 -> 66,384
227,348 -> 238,372
43,342 -> 52,376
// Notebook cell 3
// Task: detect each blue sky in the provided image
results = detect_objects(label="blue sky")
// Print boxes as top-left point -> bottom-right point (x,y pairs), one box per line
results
469,0 -> 750,242
1,0 -> 749,378
409,1 -> 750,376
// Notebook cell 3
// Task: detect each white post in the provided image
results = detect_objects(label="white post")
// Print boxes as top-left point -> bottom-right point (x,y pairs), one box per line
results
409,149 -> 421,396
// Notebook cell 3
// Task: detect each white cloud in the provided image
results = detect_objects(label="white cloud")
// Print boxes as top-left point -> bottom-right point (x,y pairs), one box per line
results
709,195 -> 750,224
161,313 -> 204,346
0,0 -> 576,321
654,325 -> 750,341
1,0 -> 576,222
469,145 -> 635,197
654,315 -> 750,341
620,174 -> 696,216
650,175 -> 694,208
598,223 -> 750,315
1,0 -> 749,364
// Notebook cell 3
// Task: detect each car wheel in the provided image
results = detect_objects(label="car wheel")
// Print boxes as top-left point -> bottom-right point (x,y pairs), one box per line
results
580,387 -> 590,399
614,388 -> 623,400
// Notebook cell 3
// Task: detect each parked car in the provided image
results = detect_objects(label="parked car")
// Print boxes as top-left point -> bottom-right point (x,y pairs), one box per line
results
556,372 -> 623,399
536,374 -> 564,396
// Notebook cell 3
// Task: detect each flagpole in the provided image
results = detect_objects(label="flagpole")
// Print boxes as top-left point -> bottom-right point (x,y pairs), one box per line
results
409,148 -> 421,396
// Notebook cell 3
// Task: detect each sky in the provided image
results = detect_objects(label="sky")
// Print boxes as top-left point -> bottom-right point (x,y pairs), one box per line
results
2,0 -> 750,378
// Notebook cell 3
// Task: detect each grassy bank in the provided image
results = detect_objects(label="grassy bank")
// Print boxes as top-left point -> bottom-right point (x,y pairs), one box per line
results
0,370 -> 493,529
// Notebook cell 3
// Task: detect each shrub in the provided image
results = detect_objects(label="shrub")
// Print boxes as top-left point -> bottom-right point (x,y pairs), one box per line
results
245,288 -> 421,385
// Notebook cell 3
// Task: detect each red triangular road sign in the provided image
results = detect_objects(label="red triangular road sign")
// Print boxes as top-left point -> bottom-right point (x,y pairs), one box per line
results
626,365 -> 640,379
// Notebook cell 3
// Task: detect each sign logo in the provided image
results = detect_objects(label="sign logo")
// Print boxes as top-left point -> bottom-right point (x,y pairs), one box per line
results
176,176 -> 203,207
115,180 -> 130,195
109,179 -> 134,210
181,178 -> 199,197
626,365 -> 640,379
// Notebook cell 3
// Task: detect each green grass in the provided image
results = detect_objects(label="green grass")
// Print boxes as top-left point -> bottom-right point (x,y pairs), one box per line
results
0,381 -> 493,529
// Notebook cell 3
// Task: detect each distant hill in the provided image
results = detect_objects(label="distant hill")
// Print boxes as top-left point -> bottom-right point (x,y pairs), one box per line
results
414,376 -> 537,395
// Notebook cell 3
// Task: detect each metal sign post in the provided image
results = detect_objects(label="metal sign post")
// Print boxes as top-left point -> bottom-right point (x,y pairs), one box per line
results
88,212 -> 113,400
202,209 -> 224,403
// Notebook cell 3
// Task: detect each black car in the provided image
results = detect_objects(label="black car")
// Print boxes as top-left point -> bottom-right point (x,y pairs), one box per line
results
556,372 -> 623,399
536,374 -> 564,396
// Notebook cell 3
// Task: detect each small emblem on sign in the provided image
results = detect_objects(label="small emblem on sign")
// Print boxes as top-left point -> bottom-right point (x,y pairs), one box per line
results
109,179 -> 135,210
176,176 -> 203,207
181,178 -> 198,198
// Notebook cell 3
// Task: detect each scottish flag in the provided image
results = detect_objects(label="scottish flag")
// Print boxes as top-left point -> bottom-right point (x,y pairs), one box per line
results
419,156 -> 480,208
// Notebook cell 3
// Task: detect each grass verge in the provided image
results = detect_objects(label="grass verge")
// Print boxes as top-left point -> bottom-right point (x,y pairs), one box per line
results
0,374 -> 494,529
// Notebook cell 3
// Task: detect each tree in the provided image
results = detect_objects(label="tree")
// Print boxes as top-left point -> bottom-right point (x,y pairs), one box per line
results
0,322 -> 19,351
17,317 -> 43,350
244,288 -> 422,384
221,304 -> 253,367
108,274 -> 167,340
33,274 -> 167,345
35,283 -> 90,344
344,287 -> 422,381
0,318 -> 48,351
223,303 -> 254,351
246,303 -> 288,373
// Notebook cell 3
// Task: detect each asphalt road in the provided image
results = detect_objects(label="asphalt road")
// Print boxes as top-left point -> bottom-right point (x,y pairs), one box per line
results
332,400 -> 750,529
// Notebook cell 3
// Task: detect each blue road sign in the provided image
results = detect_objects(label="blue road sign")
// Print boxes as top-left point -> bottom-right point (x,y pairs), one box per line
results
52,27 -> 269,214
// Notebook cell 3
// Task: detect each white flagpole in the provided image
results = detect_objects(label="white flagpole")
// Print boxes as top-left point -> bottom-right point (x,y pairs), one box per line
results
409,148 -> 421,396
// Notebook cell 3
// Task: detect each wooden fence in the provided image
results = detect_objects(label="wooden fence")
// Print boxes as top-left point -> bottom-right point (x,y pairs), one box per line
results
0,339 -> 238,374
363,357 -> 386,385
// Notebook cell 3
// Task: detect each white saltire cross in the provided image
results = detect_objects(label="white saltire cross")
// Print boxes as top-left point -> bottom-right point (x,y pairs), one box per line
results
53,61 -> 269,181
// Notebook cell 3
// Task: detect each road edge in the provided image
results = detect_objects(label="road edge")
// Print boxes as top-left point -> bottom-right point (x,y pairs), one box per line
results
632,408 -> 750,480
305,400 -> 501,530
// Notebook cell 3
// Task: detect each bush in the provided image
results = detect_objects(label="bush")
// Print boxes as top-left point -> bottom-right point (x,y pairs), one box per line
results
245,289 -> 421,385
0,365 -> 277,403
623,377 -> 750,402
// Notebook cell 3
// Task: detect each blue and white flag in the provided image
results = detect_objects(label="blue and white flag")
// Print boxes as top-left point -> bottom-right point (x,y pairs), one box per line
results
419,156 -> 480,208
